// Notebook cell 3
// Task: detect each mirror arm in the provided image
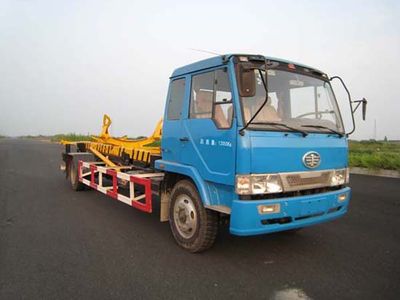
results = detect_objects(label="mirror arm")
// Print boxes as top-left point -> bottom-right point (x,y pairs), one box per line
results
351,98 -> 367,113
352,101 -> 362,114
330,76 -> 356,135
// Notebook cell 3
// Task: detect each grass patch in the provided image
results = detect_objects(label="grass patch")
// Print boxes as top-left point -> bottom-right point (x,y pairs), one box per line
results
20,134 -> 92,142
143,140 -> 161,147
129,136 -> 147,140
50,134 -> 93,142
349,140 -> 400,171
21,134 -> 50,139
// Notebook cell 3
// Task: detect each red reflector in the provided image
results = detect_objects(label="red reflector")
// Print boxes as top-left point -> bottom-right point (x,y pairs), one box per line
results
288,63 -> 296,70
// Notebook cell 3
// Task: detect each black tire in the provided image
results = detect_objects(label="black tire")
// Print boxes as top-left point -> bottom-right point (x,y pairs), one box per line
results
169,180 -> 218,253
69,162 -> 85,191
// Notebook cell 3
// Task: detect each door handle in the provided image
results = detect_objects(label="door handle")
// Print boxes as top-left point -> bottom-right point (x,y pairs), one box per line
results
179,137 -> 189,142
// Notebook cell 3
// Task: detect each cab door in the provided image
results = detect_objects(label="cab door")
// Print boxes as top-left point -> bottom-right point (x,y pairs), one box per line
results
161,77 -> 187,163
180,68 -> 237,185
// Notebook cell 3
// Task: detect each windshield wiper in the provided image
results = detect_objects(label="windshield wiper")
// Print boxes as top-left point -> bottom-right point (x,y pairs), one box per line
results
301,124 -> 344,137
252,122 -> 308,137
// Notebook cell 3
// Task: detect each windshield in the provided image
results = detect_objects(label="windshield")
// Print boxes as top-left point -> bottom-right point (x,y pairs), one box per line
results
238,68 -> 344,134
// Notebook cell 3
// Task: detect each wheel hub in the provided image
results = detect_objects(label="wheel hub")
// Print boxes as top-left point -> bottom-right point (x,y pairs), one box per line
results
173,195 -> 198,239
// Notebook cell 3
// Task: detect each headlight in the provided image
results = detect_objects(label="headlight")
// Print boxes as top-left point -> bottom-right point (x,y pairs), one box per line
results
330,168 -> 349,186
235,174 -> 283,195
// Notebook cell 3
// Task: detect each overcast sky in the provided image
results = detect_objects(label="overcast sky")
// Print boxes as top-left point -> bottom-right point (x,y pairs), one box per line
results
1,0 -> 399,140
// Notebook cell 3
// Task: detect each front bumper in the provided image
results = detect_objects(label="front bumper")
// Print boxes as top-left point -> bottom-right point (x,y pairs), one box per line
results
230,187 -> 350,236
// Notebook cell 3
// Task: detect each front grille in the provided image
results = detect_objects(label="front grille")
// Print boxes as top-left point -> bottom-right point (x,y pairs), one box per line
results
280,170 -> 333,192
285,172 -> 331,187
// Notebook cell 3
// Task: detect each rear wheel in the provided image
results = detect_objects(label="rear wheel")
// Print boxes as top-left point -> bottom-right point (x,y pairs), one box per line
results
169,180 -> 218,253
69,162 -> 85,191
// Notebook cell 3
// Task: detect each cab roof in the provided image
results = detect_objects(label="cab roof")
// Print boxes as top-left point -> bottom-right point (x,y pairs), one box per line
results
171,54 -> 325,78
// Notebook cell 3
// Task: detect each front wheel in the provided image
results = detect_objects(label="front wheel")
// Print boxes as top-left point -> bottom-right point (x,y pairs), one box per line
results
169,180 -> 218,253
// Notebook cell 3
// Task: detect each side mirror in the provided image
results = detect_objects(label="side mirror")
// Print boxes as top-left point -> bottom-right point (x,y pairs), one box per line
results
330,76 -> 367,135
359,98 -> 367,121
237,64 -> 256,97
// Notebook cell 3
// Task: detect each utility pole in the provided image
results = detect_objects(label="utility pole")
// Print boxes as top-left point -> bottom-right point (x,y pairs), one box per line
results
374,119 -> 377,140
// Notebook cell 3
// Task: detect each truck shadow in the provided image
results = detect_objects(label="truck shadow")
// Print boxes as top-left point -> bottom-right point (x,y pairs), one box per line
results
148,201 -> 323,257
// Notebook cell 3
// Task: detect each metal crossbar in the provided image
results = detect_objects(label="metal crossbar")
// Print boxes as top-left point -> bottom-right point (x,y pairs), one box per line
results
78,161 -> 164,213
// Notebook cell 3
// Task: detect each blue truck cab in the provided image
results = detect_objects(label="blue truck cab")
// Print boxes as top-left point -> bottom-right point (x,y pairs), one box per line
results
155,54 -> 362,252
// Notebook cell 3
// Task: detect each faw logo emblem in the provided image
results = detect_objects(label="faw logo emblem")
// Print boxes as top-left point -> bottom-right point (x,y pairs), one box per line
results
302,151 -> 321,168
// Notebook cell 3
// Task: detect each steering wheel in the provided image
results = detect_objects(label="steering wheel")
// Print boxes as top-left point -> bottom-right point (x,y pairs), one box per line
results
295,110 -> 334,119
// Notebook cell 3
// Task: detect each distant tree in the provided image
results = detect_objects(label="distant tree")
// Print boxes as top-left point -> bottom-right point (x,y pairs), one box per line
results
384,136 -> 388,142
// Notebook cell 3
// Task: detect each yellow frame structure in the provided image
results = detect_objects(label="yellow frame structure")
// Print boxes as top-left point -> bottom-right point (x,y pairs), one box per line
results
61,114 -> 162,167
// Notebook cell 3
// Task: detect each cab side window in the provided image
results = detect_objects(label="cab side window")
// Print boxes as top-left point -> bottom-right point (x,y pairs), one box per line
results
190,72 -> 214,119
190,69 -> 233,129
167,78 -> 185,120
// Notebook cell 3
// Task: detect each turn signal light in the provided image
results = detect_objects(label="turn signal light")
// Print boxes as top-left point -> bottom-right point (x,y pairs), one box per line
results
258,204 -> 281,215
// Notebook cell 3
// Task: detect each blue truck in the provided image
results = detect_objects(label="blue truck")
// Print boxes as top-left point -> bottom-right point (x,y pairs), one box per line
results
63,54 -> 366,252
